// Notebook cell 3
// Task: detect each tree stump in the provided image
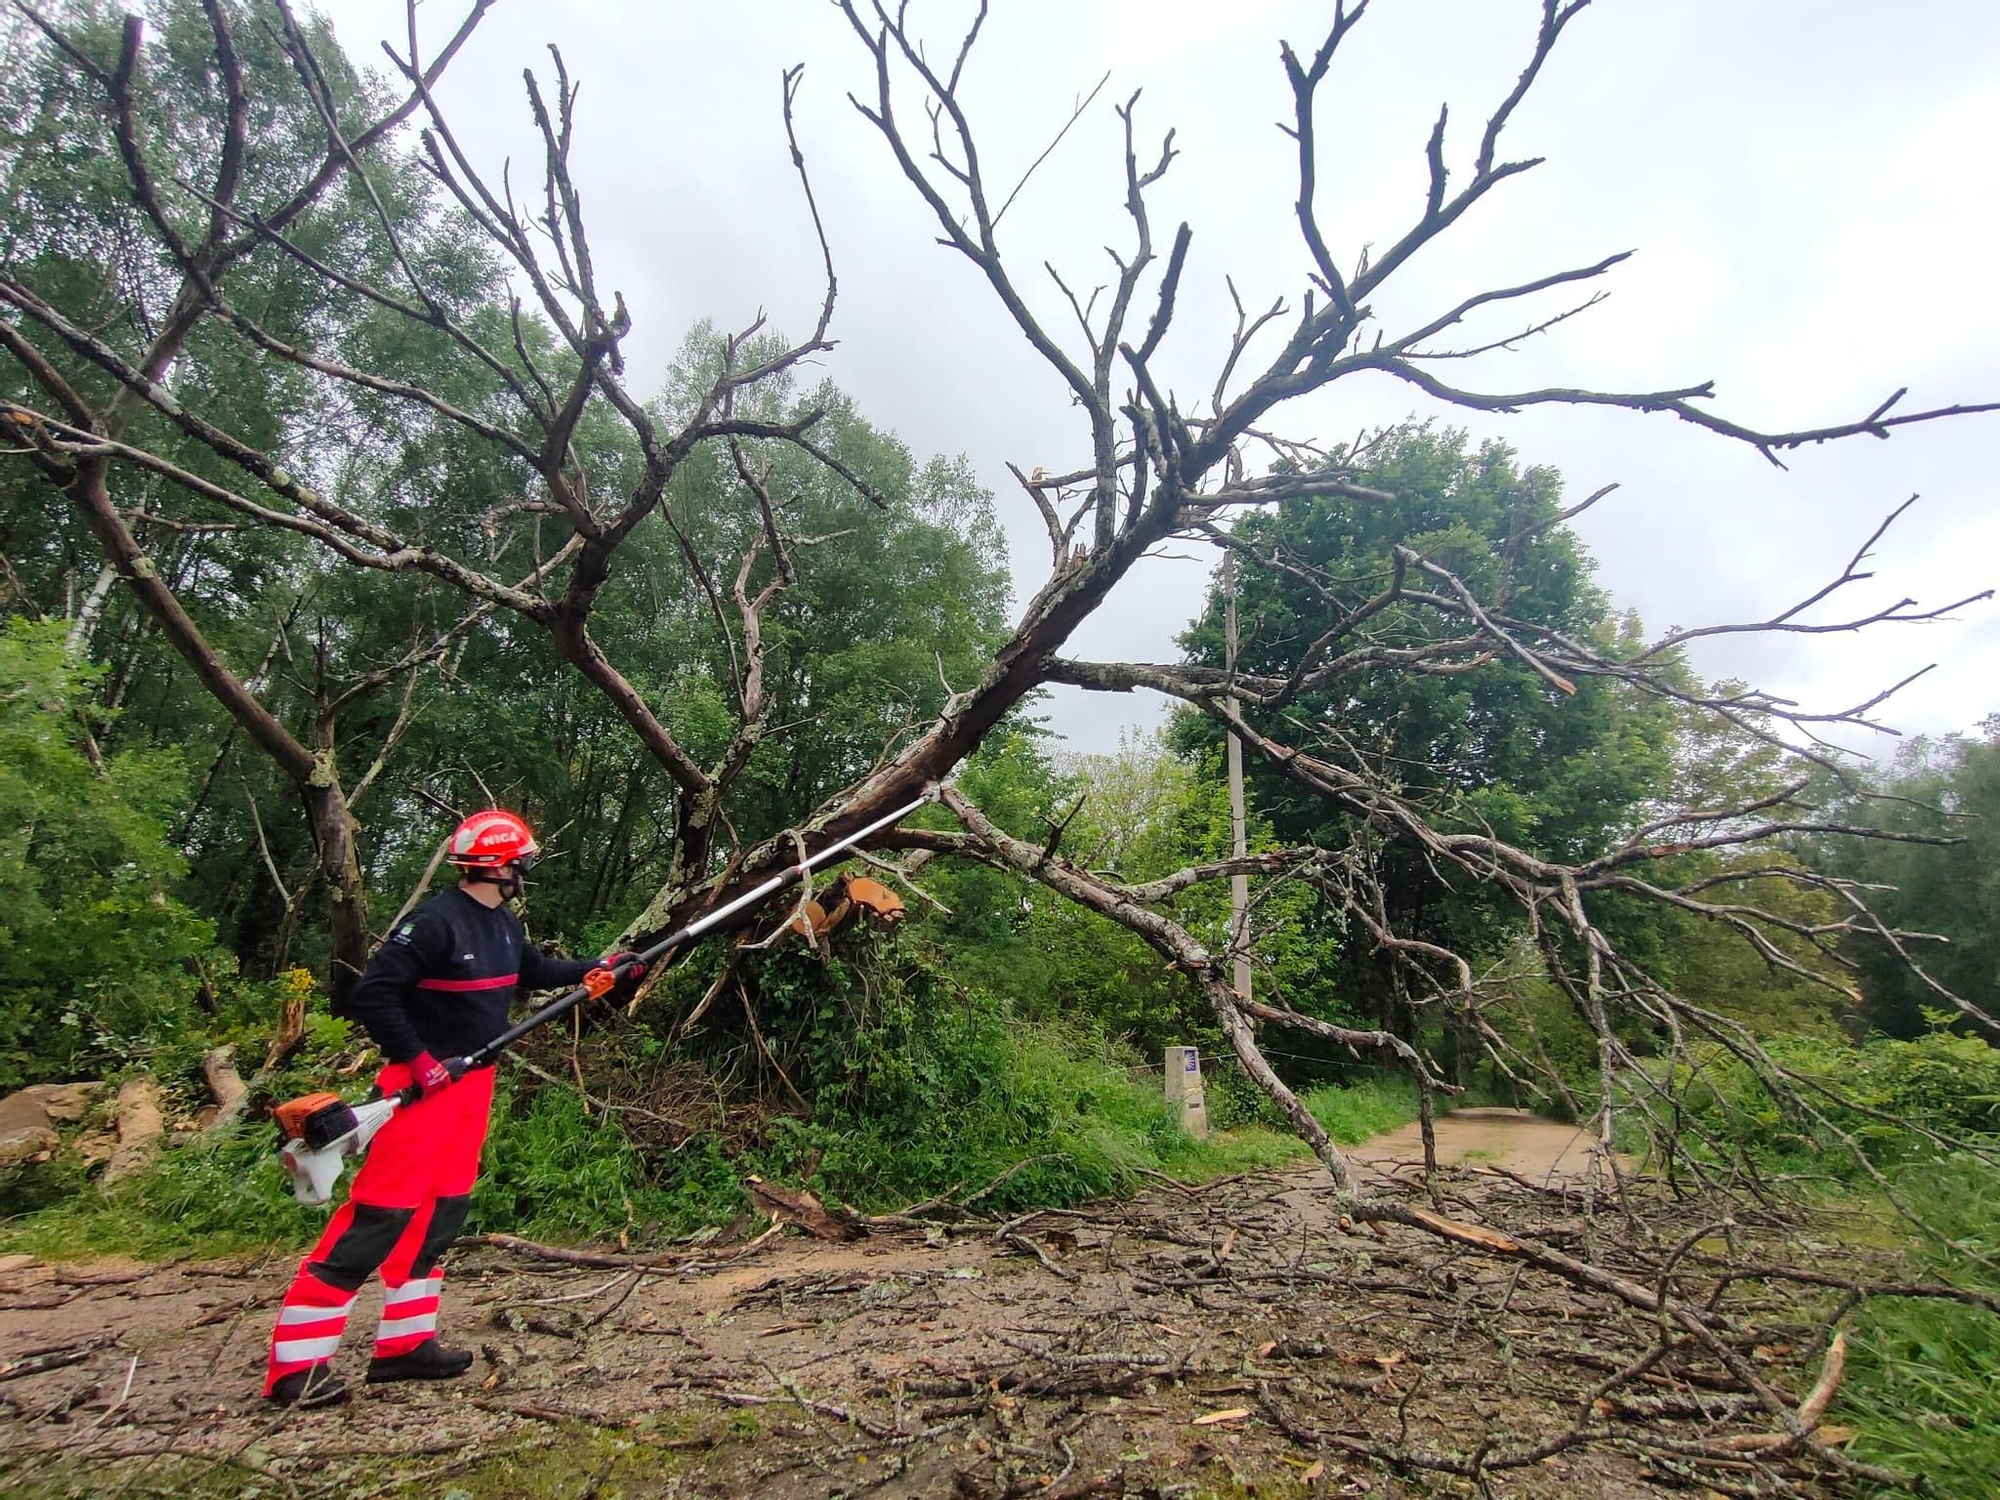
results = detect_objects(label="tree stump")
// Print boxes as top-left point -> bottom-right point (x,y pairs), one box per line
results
263,992 -> 308,1073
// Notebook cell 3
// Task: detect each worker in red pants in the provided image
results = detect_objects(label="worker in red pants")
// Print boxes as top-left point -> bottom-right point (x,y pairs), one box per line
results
264,810 -> 642,1407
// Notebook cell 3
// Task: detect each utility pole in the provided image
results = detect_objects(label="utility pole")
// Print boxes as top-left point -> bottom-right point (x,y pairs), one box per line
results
1223,550 -> 1251,1004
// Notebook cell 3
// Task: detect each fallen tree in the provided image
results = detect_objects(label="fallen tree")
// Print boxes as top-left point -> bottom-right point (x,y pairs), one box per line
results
2,1 -> 1995,1487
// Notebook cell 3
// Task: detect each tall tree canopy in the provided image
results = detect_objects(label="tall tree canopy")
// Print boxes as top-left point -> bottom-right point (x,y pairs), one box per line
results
1174,426 -> 1676,1037
1818,721 -> 2000,1039
0,1 -> 1008,995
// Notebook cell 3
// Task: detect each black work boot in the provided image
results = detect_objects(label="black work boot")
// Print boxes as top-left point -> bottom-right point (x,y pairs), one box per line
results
268,1362 -> 349,1408
366,1338 -> 475,1384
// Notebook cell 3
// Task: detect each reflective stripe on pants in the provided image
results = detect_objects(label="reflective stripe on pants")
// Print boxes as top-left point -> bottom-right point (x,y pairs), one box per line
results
262,1068 -> 493,1391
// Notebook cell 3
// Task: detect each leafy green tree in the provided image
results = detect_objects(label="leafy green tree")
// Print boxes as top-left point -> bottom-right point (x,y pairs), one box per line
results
340,350 -> 1010,952
1177,427 -> 1677,1039
1,0 -> 516,994
2,8 -> 1011,1000
913,728 -> 1321,1061
0,619 -> 230,1085
1574,689 -> 1864,1051
1818,721 -> 2000,1038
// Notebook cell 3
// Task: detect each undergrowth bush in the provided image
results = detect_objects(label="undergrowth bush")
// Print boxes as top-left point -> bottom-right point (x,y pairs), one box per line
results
0,619 -> 259,1090
0,1124 -> 327,1260
726,937 -> 1311,1212
475,1080 -> 743,1242
0,1004 -> 1320,1259
1,920 -> 1436,1260
1833,1154 -> 2000,1499
1666,1024 -> 2000,1500
1675,1026 -> 2000,1175
0,1003 -> 364,1247
757,1017 -> 1306,1214
1200,1060 -> 1284,1131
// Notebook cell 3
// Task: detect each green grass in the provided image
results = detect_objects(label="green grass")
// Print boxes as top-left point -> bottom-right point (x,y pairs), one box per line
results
1846,1294 -> 2000,1495
407,1415 -> 719,1498
0,1126 -> 328,1261
1301,1073 -> 1424,1145
0,1412 -> 748,1499
1830,1154 -> 2000,1499
0,1023 -> 1329,1264
1657,1028 -> 2000,1500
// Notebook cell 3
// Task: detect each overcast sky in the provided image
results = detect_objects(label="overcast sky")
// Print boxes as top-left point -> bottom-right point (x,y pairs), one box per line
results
313,0 -> 2000,758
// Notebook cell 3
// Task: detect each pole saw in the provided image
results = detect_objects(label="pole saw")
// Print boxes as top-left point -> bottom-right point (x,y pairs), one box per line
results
274,786 -> 939,1205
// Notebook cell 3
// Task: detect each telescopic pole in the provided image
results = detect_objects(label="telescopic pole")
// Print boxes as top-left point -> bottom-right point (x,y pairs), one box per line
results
449,786 -> 938,1075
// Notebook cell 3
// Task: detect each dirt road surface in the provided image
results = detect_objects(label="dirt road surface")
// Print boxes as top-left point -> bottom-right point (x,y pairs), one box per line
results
0,1113 -> 1838,1499
1354,1108 -> 1615,1184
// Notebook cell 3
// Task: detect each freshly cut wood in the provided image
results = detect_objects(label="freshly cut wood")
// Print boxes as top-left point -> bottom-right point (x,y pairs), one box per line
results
1721,1331 -> 1849,1452
28,1082 -> 99,1123
0,1081 -> 98,1126
263,992 -> 308,1073
103,1076 -> 164,1183
200,1046 -> 248,1132
745,1176 -> 867,1242
785,873 -> 909,941
1796,1331 -> 1848,1430
1191,1408 -> 1252,1425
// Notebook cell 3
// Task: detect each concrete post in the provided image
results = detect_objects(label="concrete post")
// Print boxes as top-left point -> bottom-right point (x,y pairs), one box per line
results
1164,1045 -> 1209,1140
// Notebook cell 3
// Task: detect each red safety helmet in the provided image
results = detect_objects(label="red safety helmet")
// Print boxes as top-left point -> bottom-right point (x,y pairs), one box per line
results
446,809 -> 538,871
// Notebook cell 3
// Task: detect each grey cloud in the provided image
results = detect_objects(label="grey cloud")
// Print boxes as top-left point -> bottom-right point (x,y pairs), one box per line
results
313,0 -> 2000,753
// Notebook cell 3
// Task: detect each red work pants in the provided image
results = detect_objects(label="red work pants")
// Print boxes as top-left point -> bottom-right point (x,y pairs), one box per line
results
263,1064 -> 494,1392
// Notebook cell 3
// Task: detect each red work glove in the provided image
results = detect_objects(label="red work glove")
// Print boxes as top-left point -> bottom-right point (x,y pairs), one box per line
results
408,1051 -> 452,1099
582,953 -> 646,1002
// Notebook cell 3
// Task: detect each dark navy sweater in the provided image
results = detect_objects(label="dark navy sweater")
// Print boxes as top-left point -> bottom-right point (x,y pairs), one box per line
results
341,888 -> 591,1064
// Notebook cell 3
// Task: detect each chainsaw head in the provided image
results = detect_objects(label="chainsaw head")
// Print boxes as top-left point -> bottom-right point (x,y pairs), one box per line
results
275,1092 -> 361,1151
274,1095 -> 399,1205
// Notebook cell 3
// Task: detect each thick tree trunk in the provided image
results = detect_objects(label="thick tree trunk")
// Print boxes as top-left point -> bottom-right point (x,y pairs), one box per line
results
67,460 -> 369,1003
306,780 -> 369,1003
623,527 -> 1171,949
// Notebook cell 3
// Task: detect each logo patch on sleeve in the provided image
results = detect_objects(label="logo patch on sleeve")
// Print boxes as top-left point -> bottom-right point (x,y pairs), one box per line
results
390,922 -> 417,945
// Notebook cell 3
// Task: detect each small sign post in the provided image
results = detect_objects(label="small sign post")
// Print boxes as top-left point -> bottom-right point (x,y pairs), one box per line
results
1164,1045 -> 1209,1140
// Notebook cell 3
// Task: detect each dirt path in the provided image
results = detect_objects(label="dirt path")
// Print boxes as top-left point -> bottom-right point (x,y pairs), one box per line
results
1354,1107 -> 1610,1184
0,1122 -> 1839,1500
